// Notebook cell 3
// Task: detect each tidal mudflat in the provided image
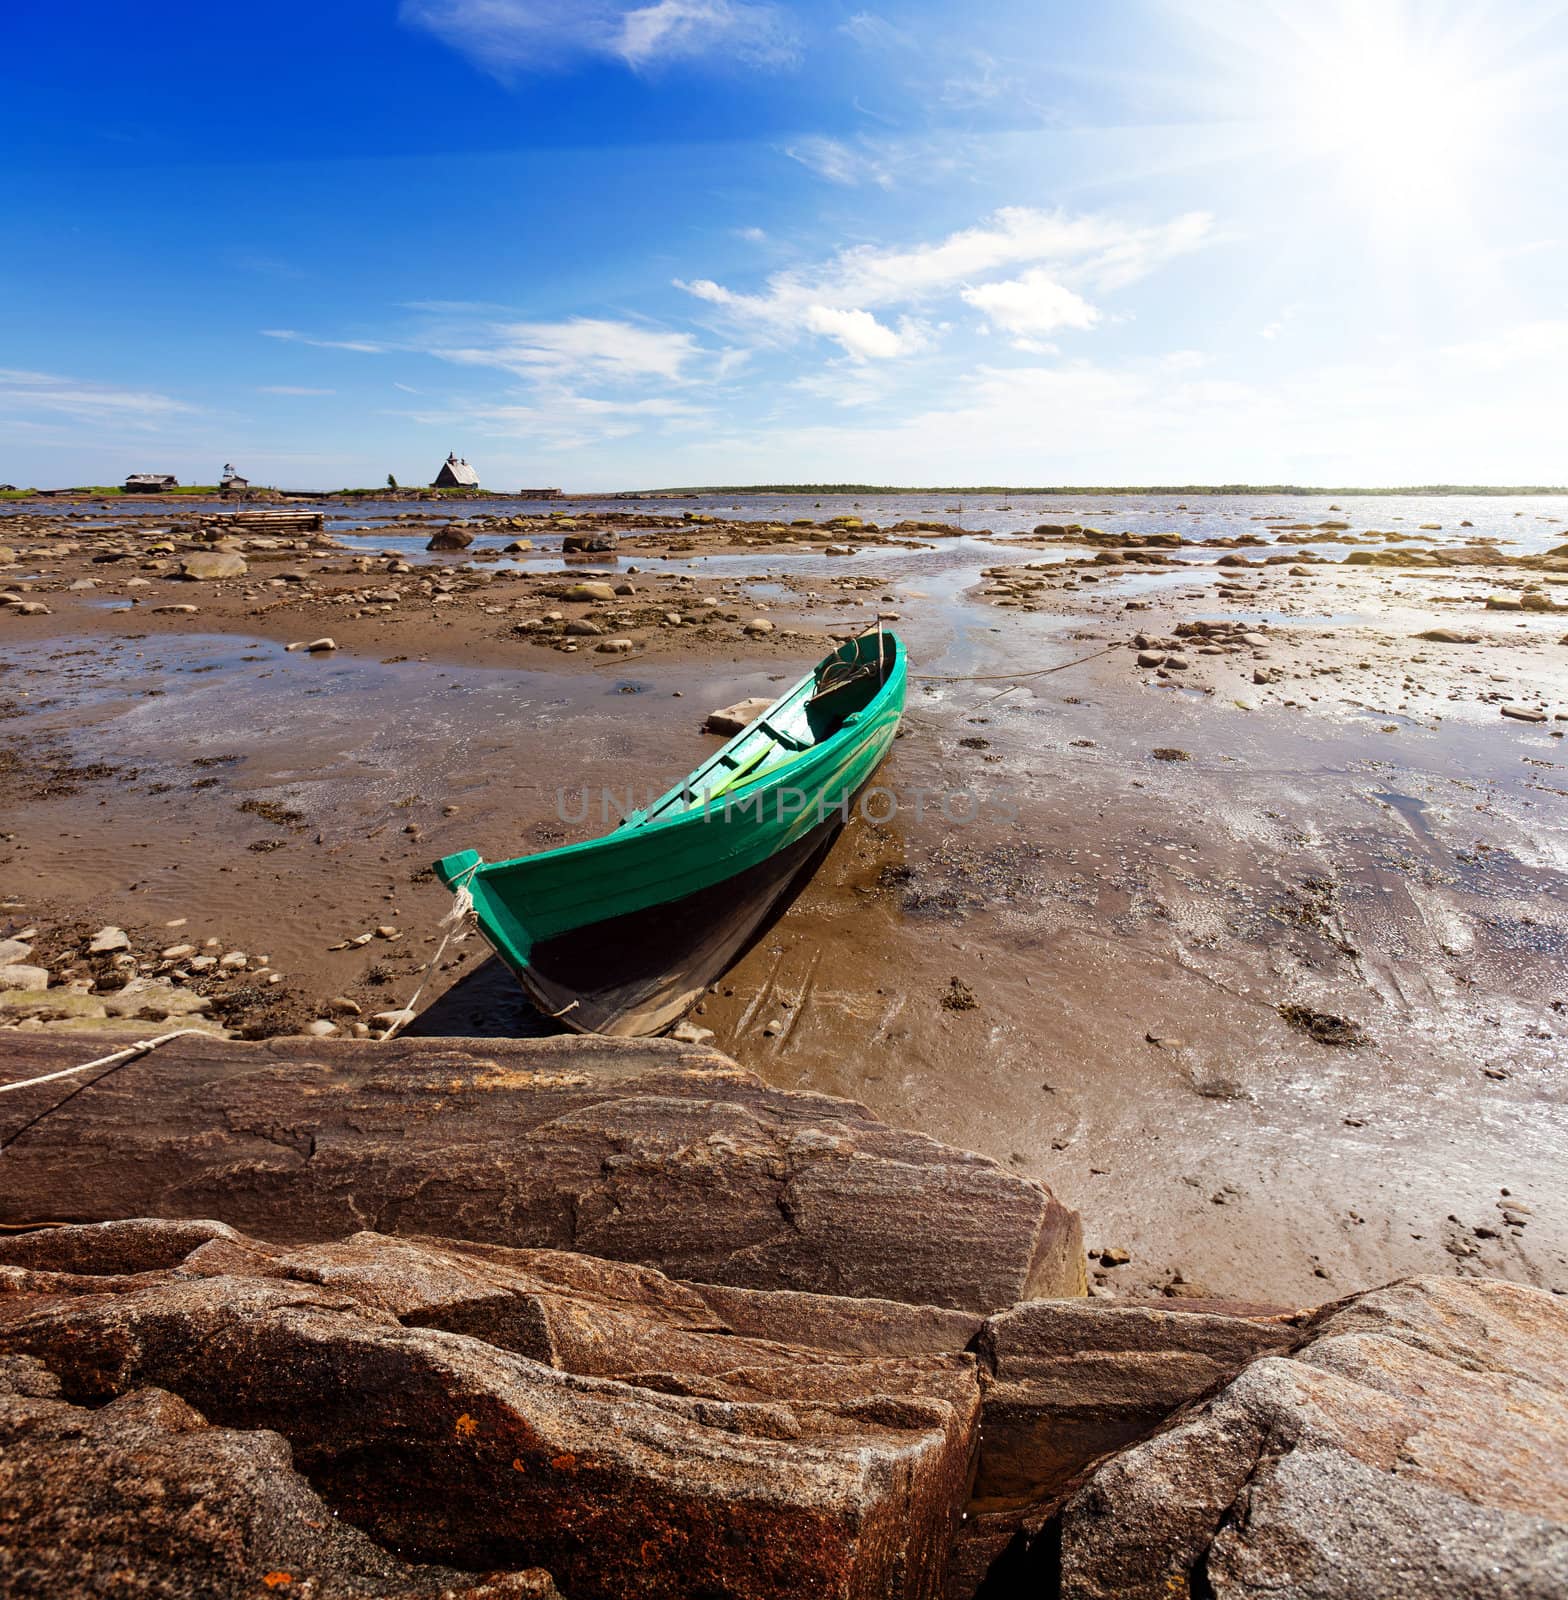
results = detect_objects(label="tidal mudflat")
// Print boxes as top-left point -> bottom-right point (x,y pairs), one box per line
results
3,490 -> 1565,1305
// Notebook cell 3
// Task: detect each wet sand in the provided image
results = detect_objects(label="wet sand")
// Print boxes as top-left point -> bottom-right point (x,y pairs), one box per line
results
2,493 -> 1566,1304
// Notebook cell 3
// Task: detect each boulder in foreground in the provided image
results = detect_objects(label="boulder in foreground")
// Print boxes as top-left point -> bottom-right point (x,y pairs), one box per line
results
0,1219 -> 983,1600
0,1033 -> 1085,1311
1059,1275 -> 1568,1598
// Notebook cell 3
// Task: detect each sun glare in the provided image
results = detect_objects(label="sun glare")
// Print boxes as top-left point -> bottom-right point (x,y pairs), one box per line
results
1288,10 -> 1500,210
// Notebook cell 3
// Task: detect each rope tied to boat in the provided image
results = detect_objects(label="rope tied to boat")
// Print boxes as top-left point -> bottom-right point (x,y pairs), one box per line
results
378,869 -> 478,1043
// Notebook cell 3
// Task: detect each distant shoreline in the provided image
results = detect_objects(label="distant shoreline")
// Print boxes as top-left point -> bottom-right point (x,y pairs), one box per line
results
6,482 -> 1567,501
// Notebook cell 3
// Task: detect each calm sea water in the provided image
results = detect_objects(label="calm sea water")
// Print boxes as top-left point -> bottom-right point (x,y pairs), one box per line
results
21,489 -> 1568,556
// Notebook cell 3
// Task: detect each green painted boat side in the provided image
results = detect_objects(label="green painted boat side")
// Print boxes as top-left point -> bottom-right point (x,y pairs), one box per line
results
433,631 -> 906,985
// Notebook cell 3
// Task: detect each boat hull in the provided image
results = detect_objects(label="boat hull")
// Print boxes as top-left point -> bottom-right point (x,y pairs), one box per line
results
435,632 -> 906,1035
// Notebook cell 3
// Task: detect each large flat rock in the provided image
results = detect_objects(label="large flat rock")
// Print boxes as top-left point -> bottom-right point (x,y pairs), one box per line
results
0,1219 -> 984,1600
0,1032 -> 1083,1311
1058,1275 -> 1568,1598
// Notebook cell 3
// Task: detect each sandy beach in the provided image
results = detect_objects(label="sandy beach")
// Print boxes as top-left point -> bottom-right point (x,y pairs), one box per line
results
3,490 -> 1566,1306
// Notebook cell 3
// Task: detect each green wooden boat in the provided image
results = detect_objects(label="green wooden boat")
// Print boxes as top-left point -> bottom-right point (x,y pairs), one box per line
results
434,629 -> 906,1037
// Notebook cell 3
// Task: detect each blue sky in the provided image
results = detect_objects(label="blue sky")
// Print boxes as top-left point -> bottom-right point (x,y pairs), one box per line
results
3,0 -> 1566,489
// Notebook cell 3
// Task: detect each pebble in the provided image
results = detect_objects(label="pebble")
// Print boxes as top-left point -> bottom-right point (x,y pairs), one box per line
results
88,926 -> 130,954
669,1020 -> 716,1044
160,943 -> 197,959
285,638 -> 338,652
304,1019 -> 338,1037
218,951 -> 248,968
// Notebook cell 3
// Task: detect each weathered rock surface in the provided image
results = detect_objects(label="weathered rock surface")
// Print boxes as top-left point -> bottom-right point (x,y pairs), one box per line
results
0,1033 -> 1084,1310
704,696 -> 774,735
0,1220 -> 983,1599
1058,1275 -> 1568,1598
561,529 -> 617,553
179,551 -> 248,580
426,526 -> 475,550
0,1354 -> 559,1599
974,1298 -> 1300,1504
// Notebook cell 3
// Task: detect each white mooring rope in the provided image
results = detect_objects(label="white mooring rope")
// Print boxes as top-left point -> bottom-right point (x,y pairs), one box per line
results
378,880 -> 476,1042
0,1028 -> 211,1098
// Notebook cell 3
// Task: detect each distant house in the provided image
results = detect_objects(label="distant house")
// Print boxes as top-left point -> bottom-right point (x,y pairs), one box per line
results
124,473 -> 179,493
220,463 -> 249,490
432,452 -> 480,489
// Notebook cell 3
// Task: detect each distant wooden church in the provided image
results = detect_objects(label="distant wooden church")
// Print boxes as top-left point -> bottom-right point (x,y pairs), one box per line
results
432,452 -> 479,489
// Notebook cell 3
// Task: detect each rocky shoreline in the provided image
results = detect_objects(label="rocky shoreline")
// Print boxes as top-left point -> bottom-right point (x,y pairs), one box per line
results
2,1035 -> 1565,1597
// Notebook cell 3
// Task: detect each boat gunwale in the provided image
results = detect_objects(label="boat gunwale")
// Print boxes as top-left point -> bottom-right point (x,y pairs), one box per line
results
449,632 -> 907,879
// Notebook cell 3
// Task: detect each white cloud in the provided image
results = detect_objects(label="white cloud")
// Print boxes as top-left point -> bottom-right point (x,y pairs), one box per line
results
429,317 -> 702,383
685,207 -> 1210,321
261,329 -> 389,354
802,306 -> 927,360
735,225 -> 767,242
400,0 -> 798,76
0,368 -> 193,428
680,206 -> 1209,361
962,270 -> 1100,338
258,385 -> 336,396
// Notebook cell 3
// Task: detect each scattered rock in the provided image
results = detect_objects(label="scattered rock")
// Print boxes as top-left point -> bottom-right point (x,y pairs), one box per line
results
88,926 -> 130,954
285,637 -> 337,653
1151,747 -> 1192,762
1501,705 -> 1548,723
0,964 -> 49,993
561,530 -> 617,553
179,552 -> 248,581
703,698 -> 773,736
1415,628 -> 1481,644
425,527 -> 474,551
1278,1003 -> 1369,1047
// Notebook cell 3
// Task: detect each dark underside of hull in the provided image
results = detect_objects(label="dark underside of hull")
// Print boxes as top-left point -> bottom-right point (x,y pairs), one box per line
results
508,812 -> 846,1036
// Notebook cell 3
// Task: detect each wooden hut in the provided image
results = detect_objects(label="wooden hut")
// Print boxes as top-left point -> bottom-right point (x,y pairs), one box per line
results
124,473 -> 179,493
220,463 -> 249,491
432,452 -> 480,489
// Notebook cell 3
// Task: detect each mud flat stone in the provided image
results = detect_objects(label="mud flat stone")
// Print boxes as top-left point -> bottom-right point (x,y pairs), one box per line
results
1058,1276 -> 1568,1599
426,527 -> 474,550
0,1033 -> 1084,1311
179,552 -> 248,581
0,1221 -> 984,1600
705,697 -> 773,735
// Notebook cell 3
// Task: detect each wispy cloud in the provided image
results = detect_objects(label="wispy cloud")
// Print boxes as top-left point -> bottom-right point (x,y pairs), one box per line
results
429,317 -> 703,383
400,387 -> 709,452
680,206 -> 1210,359
400,0 -> 799,77
783,136 -> 894,188
261,329 -> 390,354
0,368 -> 193,428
